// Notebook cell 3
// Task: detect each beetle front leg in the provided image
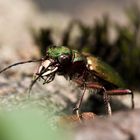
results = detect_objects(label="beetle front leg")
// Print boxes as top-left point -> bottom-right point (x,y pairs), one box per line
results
105,89 -> 134,109
73,84 -> 86,122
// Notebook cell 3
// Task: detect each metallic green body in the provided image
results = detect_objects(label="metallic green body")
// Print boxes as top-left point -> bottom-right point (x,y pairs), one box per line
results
47,46 -> 72,58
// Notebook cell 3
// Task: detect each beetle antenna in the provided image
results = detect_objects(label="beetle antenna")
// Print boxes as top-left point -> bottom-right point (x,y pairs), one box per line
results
0,59 -> 43,74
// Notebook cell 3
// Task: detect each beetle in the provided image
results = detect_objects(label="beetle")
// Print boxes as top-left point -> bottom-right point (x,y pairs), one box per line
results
0,46 -> 134,117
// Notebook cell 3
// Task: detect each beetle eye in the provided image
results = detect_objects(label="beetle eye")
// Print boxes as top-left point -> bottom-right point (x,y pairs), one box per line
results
58,54 -> 71,65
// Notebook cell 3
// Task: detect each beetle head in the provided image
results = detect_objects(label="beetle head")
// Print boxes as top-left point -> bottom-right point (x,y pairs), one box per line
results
35,46 -> 72,83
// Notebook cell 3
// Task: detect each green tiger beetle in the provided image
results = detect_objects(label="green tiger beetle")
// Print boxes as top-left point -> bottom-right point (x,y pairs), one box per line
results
0,46 -> 135,118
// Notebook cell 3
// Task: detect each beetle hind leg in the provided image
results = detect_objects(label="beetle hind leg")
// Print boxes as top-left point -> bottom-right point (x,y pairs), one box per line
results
106,89 -> 134,109
102,91 -> 112,116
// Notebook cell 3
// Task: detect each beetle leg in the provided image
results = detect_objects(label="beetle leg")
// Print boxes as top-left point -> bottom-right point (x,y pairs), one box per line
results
105,89 -> 134,109
86,82 -> 112,116
103,90 -> 112,116
73,84 -> 86,122
74,79 -> 112,116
